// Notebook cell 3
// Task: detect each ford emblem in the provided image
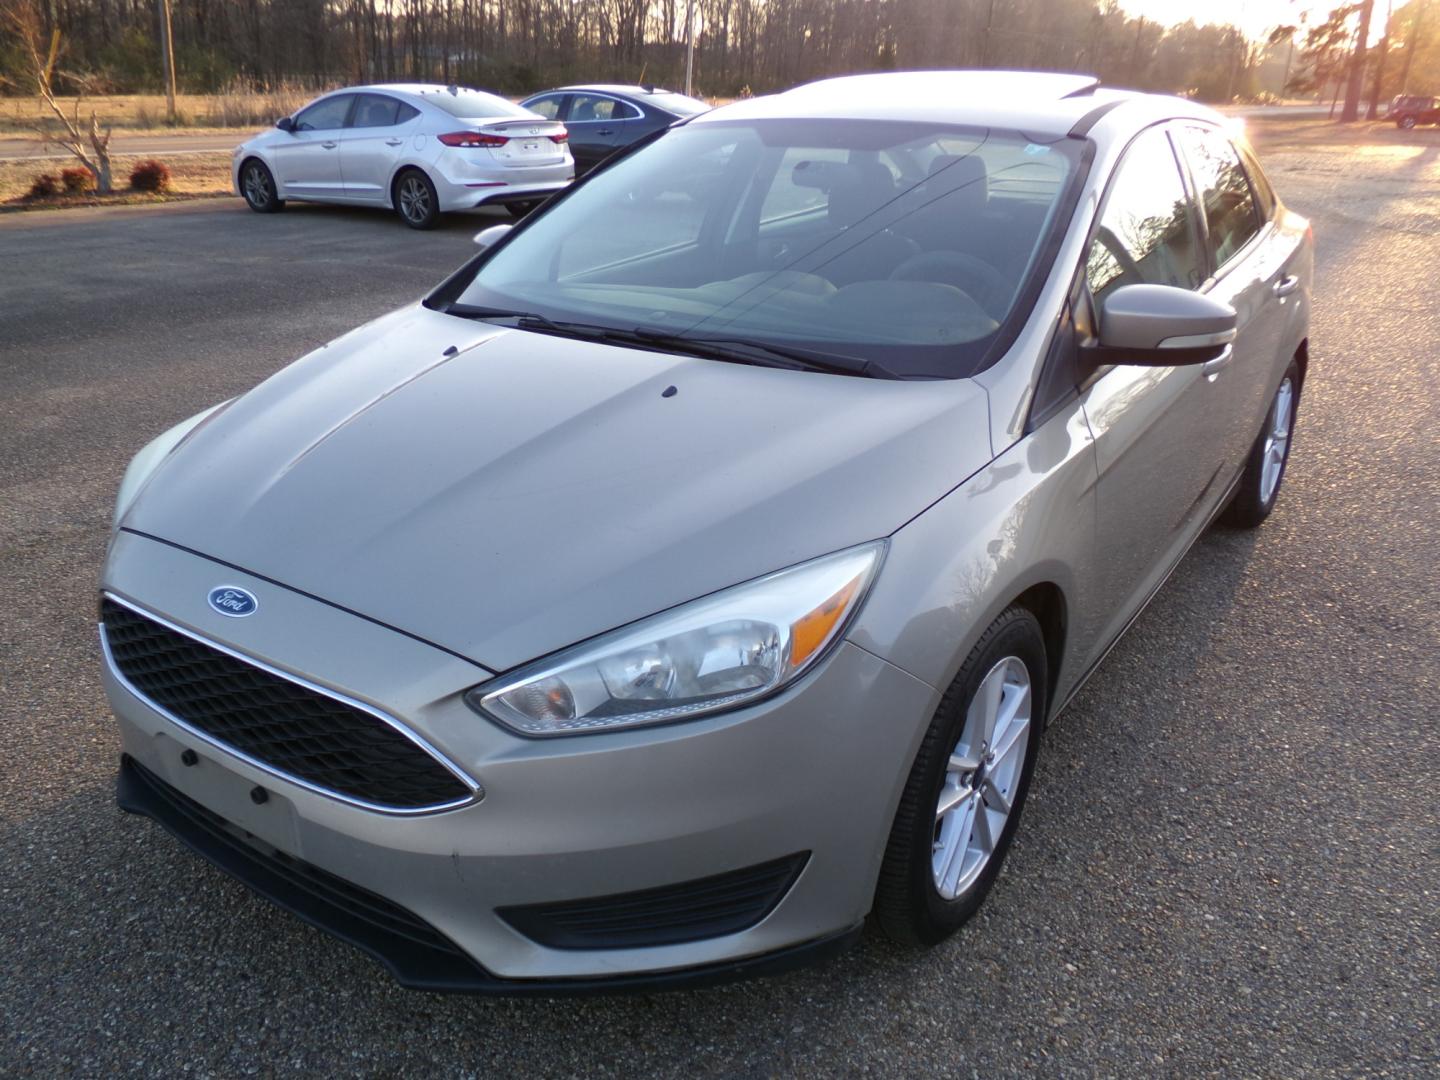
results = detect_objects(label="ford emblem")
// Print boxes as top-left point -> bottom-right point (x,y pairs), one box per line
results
208,586 -> 258,618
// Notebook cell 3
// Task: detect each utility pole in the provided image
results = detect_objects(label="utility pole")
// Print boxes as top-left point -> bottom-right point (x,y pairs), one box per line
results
1367,0 -> 1394,119
683,0 -> 694,96
1341,0 -> 1375,121
981,0 -> 997,67
1129,16 -> 1145,85
158,0 -> 177,124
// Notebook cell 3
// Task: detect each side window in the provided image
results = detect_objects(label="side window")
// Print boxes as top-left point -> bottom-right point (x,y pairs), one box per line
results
1086,127 -> 1203,304
349,94 -> 400,129
294,95 -> 353,132
1236,140 -> 1277,221
525,95 -> 564,120
1178,127 -> 1261,269
612,100 -> 642,121
395,102 -> 420,125
568,95 -> 618,123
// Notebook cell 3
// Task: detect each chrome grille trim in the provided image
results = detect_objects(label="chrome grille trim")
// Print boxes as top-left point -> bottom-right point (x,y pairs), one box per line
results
100,591 -> 483,816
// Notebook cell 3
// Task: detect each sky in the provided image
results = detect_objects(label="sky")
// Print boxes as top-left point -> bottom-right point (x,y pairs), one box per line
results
1115,0 -> 1340,41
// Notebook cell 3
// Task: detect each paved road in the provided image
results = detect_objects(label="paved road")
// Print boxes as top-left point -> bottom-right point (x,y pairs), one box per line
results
0,132 -> 247,161
2,121 -> 1437,1076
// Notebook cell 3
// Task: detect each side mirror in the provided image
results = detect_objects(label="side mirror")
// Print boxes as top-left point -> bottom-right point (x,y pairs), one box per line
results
473,223 -> 513,250
1090,284 -> 1237,366
275,116 -> 296,133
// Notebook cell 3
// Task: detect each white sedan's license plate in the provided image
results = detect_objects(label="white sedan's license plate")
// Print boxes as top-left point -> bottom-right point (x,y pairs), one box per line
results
520,140 -> 542,153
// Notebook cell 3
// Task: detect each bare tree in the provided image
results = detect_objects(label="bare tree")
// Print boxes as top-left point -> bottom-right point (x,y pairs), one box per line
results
1,0 -> 115,193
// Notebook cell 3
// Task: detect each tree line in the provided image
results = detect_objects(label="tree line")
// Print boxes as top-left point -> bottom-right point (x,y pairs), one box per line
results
1,0 -> 1434,103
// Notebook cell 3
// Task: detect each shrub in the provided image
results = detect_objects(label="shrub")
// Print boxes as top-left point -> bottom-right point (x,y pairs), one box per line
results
27,173 -> 59,199
129,159 -> 171,192
61,166 -> 94,193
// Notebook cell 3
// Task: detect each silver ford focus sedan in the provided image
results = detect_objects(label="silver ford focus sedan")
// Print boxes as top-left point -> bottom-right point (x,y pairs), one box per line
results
101,71 -> 1311,992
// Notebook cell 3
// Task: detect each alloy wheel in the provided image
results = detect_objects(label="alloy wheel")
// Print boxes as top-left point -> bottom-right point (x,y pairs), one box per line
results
1260,376 -> 1294,504
932,655 -> 1032,900
243,164 -> 271,209
399,176 -> 431,224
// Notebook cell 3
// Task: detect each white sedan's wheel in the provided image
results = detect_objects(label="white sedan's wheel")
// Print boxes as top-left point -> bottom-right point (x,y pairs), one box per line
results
395,170 -> 439,230
932,656 -> 1032,899
241,160 -> 283,213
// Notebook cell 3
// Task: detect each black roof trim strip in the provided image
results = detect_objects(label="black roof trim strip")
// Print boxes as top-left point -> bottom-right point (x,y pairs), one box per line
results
1069,98 -> 1125,137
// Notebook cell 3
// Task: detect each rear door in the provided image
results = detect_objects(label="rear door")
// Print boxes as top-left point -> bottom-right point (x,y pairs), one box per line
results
564,94 -> 635,172
1172,125 -> 1293,475
271,94 -> 353,198
340,94 -> 421,202
1078,124 -> 1232,658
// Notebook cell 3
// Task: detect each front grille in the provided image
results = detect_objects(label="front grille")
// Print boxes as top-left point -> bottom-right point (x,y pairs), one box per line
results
102,597 -> 472,811
498,853 -> 809,949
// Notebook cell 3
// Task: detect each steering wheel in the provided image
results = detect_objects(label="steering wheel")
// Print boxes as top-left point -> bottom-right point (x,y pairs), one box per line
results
889,251 -> 1011,321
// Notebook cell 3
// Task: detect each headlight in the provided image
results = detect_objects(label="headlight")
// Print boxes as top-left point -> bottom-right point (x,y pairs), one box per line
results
467,541 -> 885,737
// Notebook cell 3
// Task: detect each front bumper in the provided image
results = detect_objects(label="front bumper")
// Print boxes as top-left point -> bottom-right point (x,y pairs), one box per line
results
102,531 -> 938,988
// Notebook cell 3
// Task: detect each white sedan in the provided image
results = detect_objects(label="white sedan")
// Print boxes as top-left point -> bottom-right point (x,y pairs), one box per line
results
233,83 -> 574,229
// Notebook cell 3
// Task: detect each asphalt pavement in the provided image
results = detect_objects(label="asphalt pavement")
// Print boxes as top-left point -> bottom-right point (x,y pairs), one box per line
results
1,120 -> 1437,1076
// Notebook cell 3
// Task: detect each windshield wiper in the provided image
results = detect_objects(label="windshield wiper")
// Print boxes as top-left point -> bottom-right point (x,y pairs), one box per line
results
442,303 -> 901,379
631,330 -> 901,380
442,303 -> 600,339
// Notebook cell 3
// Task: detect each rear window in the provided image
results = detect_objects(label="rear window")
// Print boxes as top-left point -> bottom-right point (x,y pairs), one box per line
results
420,88 -> 533,120
645,92 -> 709,116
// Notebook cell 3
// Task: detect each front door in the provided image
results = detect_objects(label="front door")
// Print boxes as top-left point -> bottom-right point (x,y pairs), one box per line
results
272,94 -> 353,198
1078,124 -> 1233,661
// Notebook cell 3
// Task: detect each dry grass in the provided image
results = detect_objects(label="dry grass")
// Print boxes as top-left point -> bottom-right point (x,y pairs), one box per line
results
0,151 -> 234,207
0,84 -> 326,136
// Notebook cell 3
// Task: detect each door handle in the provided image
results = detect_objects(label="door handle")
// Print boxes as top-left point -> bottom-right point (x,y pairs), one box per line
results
385,138 -> 403,146
321,141 -> 338,149
1201,344 -> 1234,381
1272,274 -> 1300,298
596,128 -> 614,136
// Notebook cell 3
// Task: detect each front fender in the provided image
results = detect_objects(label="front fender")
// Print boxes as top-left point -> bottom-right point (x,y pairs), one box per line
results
847,403 -> 1099,717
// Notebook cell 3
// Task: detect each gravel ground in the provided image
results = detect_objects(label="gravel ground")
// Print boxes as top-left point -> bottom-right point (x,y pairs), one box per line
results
1,118 -> 1437,1077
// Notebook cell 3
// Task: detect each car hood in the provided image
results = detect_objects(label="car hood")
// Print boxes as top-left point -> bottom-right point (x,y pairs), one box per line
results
124,304 -> 993,671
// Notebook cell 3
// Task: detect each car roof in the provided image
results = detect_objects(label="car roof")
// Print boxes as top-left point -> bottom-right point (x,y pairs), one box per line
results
695,71 -> 1221,139
547,84 -> 681,97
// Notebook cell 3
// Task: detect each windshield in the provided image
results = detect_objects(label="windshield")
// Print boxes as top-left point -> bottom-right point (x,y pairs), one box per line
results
448,118 -> 1082,378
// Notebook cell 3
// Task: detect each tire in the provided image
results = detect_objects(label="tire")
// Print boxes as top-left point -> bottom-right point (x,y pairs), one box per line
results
506,199 -> 541,219
1399,116 -> 1417,130
874,606 -> 1047,946
393,169 -> 440,230
1220,358 -> 1301,529
239,159 -> 284,213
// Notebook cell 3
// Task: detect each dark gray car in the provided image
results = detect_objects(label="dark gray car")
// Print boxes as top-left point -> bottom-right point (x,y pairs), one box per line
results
519,83 -> 708,173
